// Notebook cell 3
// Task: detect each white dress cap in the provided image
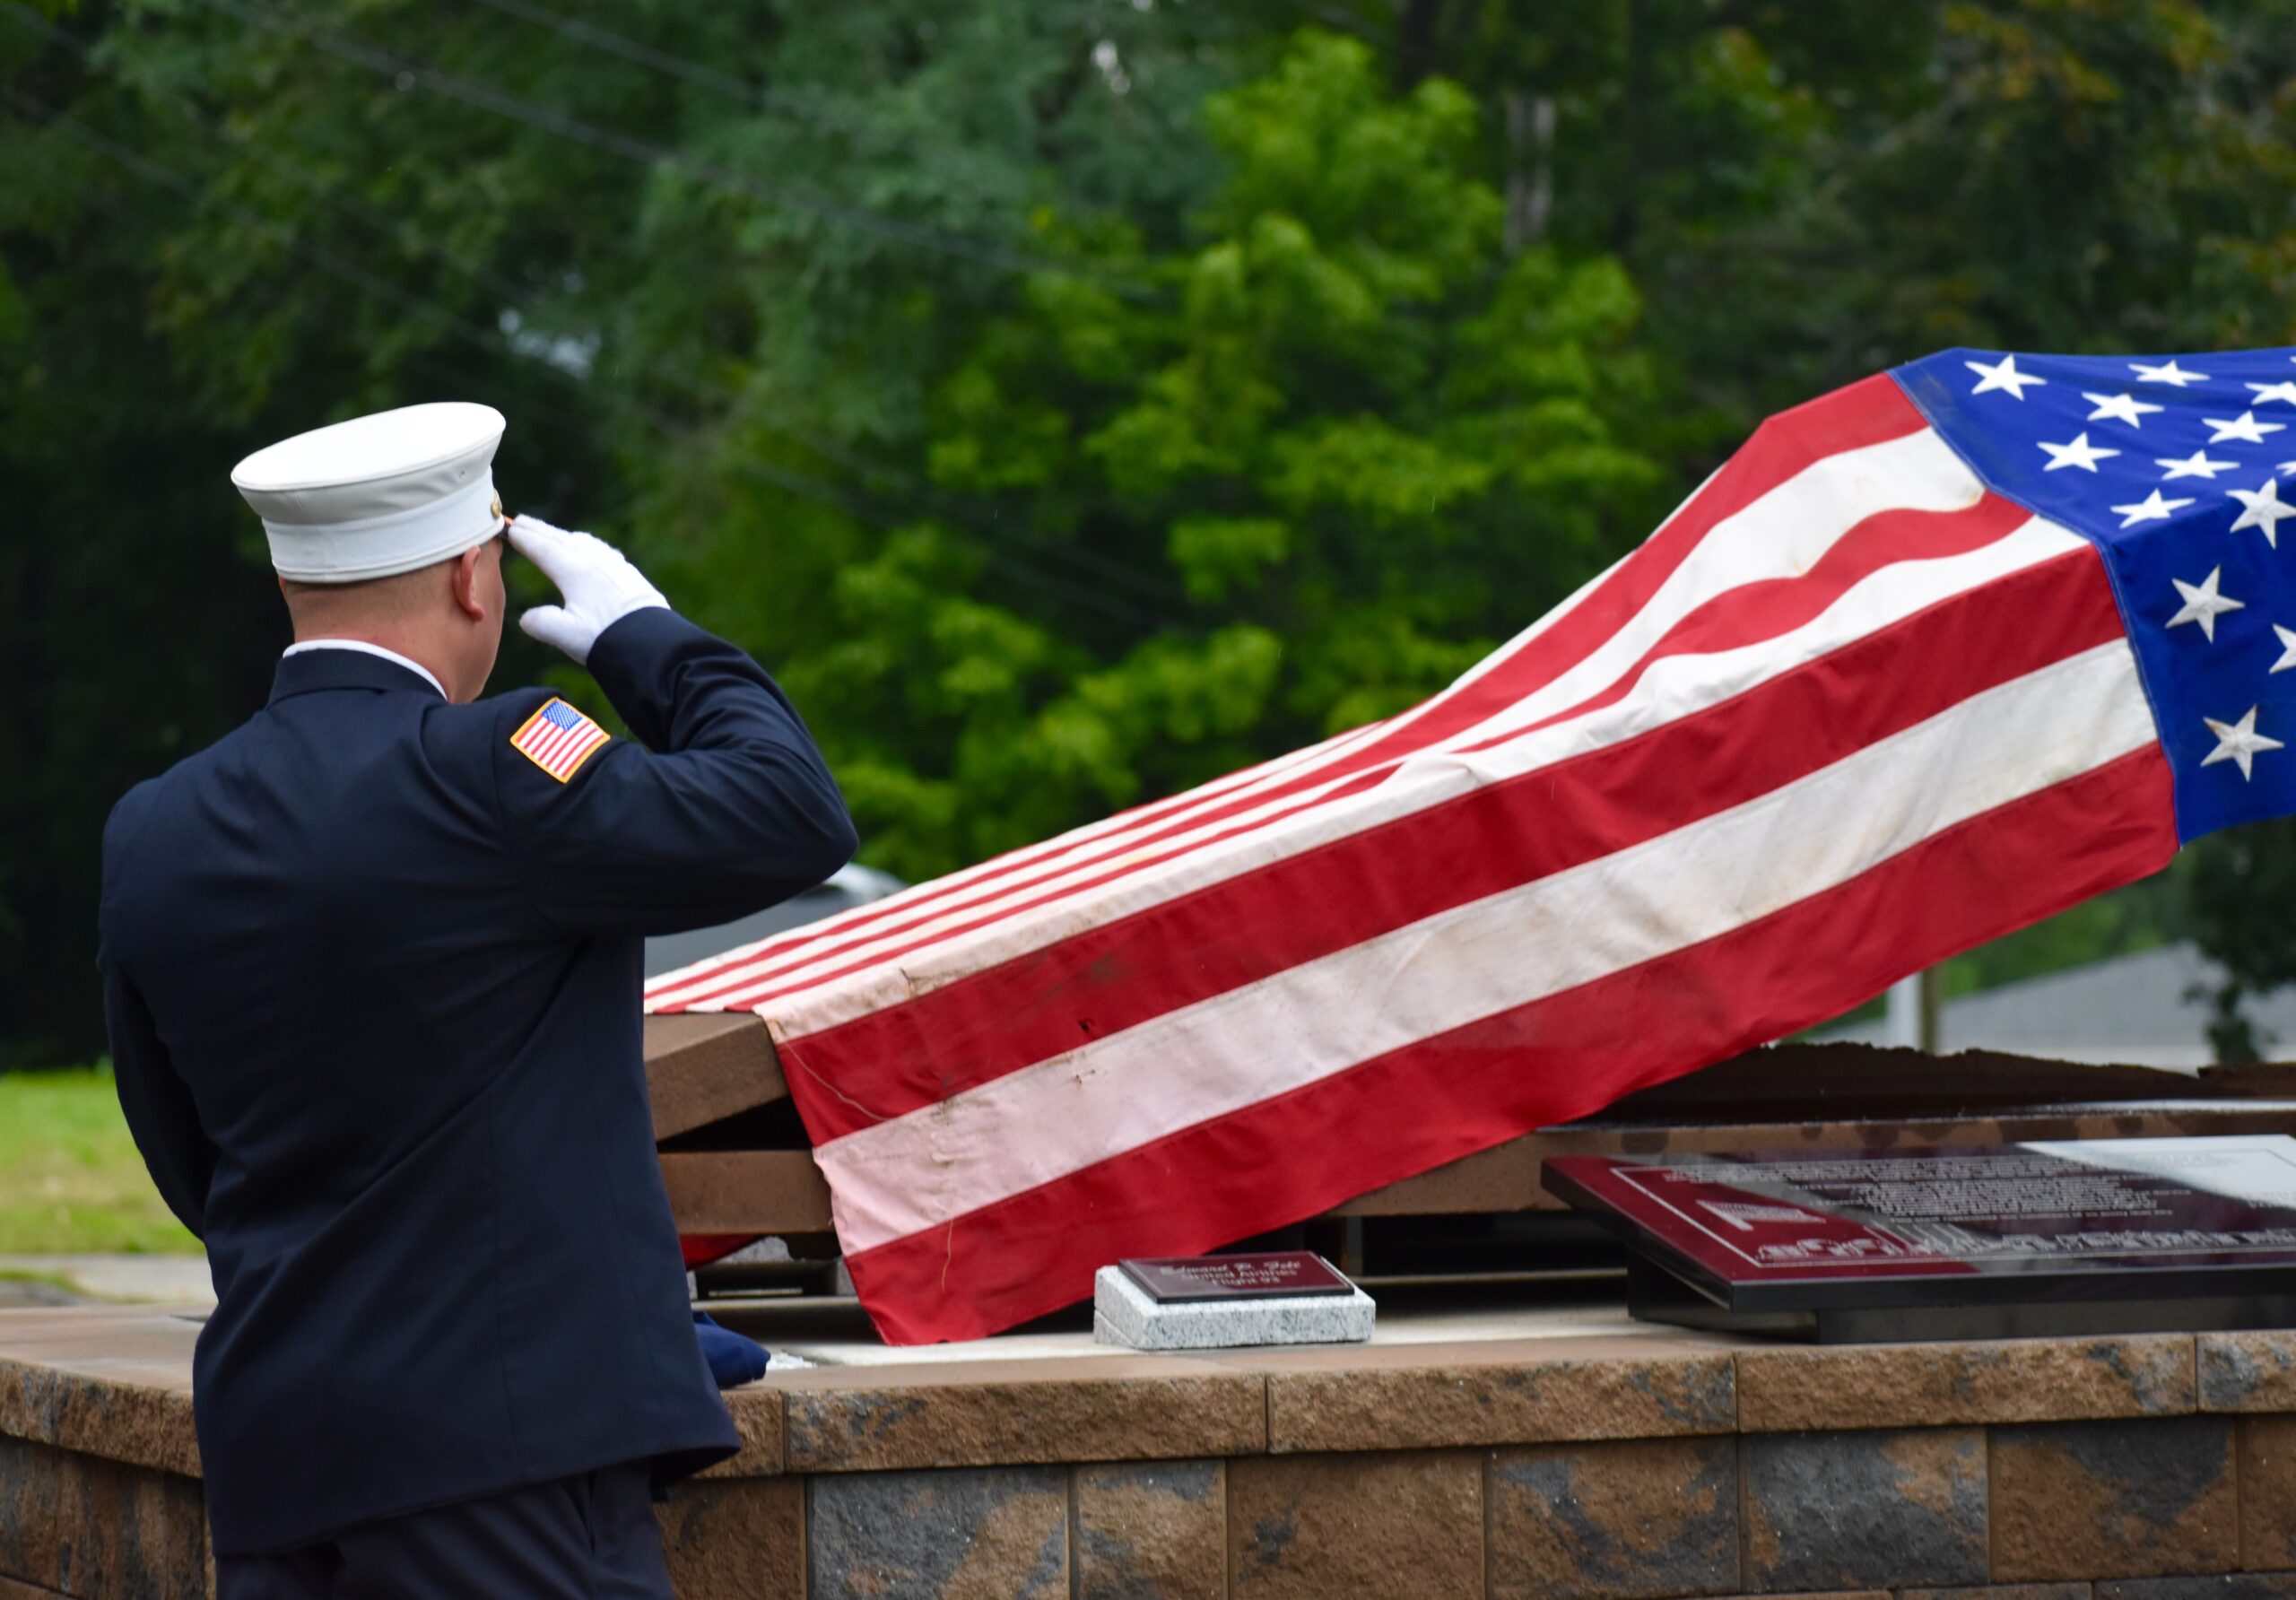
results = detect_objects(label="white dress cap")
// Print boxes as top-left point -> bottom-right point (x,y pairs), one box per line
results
231,402 -> 508,583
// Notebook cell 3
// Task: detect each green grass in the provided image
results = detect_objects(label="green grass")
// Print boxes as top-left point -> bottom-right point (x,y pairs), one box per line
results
0,1068 -> 201,1254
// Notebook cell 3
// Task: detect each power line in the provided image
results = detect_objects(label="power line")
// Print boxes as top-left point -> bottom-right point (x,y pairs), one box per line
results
1,8 -> 1188,613
1,83 -> 1172,627
184,0 -> 1159,300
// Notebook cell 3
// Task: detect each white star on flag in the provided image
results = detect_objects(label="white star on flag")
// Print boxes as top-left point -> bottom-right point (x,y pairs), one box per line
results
2131,359 -> 2209,387
2112,490 -> 2196,528
2168,568 -> 2245,640
2158,450 -> 2238,481
2083,391 -> 2164,427
2230,478 -> 2296,547
2038,431 -> 2120,472
2207,411 -> 2287,445
2281,461 -> 2296,476
1965,353 -> 2046,399
2274,625 -> 2296,674
2249,381 -> 2296,407
2202,706 -> 2283,780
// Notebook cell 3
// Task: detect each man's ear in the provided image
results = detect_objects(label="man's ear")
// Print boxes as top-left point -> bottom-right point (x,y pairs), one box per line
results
448,545 -> 488,622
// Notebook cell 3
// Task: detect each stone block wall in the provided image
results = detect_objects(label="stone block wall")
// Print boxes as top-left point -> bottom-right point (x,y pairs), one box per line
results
20,1317 -> 2296,1598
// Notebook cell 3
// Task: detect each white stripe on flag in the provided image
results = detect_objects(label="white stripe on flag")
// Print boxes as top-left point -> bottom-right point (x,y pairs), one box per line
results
816,635 -> 2153,1254
681,516 -> 2083,1027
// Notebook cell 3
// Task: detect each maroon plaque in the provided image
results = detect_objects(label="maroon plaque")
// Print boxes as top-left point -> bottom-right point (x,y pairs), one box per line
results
1544,1135 -> 2296,1341
1118,1251 -> 1352,1304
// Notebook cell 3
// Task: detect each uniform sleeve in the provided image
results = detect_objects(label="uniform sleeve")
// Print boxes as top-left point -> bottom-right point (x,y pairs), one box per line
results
497,607 -> 858,937
100,940 -> 215,1239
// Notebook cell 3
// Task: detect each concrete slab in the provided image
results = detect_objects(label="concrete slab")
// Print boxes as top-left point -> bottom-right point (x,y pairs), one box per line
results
0,1254 -> 213,1306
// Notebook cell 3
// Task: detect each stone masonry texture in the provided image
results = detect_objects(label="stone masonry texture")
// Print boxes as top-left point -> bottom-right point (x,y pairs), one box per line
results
1074,1459 -> 1225,1600
1992,1418 -> 2239,1582
808,1465 -> 1067,1600
1227,1449 -> 1483,1599
0,1434 -> 206,1600
1741,1428 -> 1988,1592
2241,1418 -> 2296,1570
1489,1436 -> 1738,1600
653,1475 -> 804,1600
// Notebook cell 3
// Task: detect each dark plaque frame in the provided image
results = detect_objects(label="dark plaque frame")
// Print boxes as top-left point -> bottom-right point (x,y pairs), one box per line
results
1544,1137 -> 2296,1343
1118,1251 -> 1352,1304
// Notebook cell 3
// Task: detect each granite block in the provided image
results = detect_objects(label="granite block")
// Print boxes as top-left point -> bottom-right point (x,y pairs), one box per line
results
1075,1459 -> 1225,1600
1228,1449 -> 1482,1598
1741,1428 -> 1987,1591
2200,1333 -> 2296,1412
1489,1435 -> 1737,1600
780,1358 -> 1265,1473
692,1385 -> 785,1478
1737,1337 -> 2194,1432
654,1475 -> 804,1600
1256,1343 -> 1735,1454
0,1433 -> 207,1600
808,1465 -> 1066,1600
0,1353 -> 201,1480
1992,1418 -> 2238,1581
1093,1266 -> 1371,1350
2096,1580 -> 2296,1600
2240,1419 -> 2296,1570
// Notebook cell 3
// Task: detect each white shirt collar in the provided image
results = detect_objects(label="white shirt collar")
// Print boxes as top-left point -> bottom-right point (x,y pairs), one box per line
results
283,639 -> 448,700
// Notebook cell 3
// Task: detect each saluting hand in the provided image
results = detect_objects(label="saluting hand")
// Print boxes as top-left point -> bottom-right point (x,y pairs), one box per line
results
506,516 -> 670,665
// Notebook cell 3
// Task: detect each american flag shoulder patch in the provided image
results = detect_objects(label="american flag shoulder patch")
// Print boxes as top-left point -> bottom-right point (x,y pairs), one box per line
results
509,697 -> 610,783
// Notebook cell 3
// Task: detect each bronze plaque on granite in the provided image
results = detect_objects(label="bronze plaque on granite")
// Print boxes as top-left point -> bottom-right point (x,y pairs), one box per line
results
1118,1251 -> 1351,1304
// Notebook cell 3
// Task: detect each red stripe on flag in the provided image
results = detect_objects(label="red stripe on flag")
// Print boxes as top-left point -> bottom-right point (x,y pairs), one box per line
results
774,541 -> 2124,1137
653,377 -> 1928,1011
839,742 -> 2178,1344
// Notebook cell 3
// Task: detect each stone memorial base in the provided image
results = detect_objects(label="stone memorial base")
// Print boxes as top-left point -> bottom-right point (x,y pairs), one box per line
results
20,1301 -> 2296,1597
1092,1264 -> 1375,1350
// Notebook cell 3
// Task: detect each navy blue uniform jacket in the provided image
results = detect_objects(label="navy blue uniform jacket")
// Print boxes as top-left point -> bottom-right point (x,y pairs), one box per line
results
97,608 -> 856,1556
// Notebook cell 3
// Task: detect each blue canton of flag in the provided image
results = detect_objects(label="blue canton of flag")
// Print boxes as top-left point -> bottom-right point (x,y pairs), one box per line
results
1897,347 -> 2296,843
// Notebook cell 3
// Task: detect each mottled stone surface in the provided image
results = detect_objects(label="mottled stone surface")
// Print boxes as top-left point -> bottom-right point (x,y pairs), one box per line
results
691,1385 -> 785,1479
2200,1333 -> 2296,1413
1741,1428 -> 1987,1591
0,1578 -> 76,1598
1489,1435 -> 1736,1600
1093,1268 -> 1372,1351
809,1465 -> 1066,1600
655,1475 -> 803,1600
0,1433 -> 206,1600
1258,1345 -> 1735,1454
782,1359 -> 1265,1473
1228,1449 -> 1482,1598
2240,1417 -> 2296,1570
1992,1418 -> 2239,1581
0,1354 -> 200,1480
2096,1579 -> 2296,1600
1075,1459 -> 1225,1600
1903,1587 -> 2095,1600
1738,1338 -> 2194,1433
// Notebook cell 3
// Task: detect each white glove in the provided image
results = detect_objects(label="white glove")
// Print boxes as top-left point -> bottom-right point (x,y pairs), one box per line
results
507,516 -> 669,665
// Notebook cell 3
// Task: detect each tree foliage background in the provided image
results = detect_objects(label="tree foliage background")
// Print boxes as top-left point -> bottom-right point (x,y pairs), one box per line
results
7,0 -> 2296,1066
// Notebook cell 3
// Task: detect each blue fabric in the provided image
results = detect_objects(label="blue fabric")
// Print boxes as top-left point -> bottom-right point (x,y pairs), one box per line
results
691,1311 -> 770,1387
1895,346 -> 2296,842
99,608 -> 856,1555
213,1460 -> 674,1599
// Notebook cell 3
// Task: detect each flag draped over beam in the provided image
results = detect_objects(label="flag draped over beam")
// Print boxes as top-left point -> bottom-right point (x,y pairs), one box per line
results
648,348 -> 2296,1345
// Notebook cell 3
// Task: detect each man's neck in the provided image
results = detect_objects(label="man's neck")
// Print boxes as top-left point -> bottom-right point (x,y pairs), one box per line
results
284,637 -> 450,700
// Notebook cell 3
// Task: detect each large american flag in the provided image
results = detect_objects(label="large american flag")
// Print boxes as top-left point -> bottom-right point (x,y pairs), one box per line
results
648,350 -> 2296,1344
